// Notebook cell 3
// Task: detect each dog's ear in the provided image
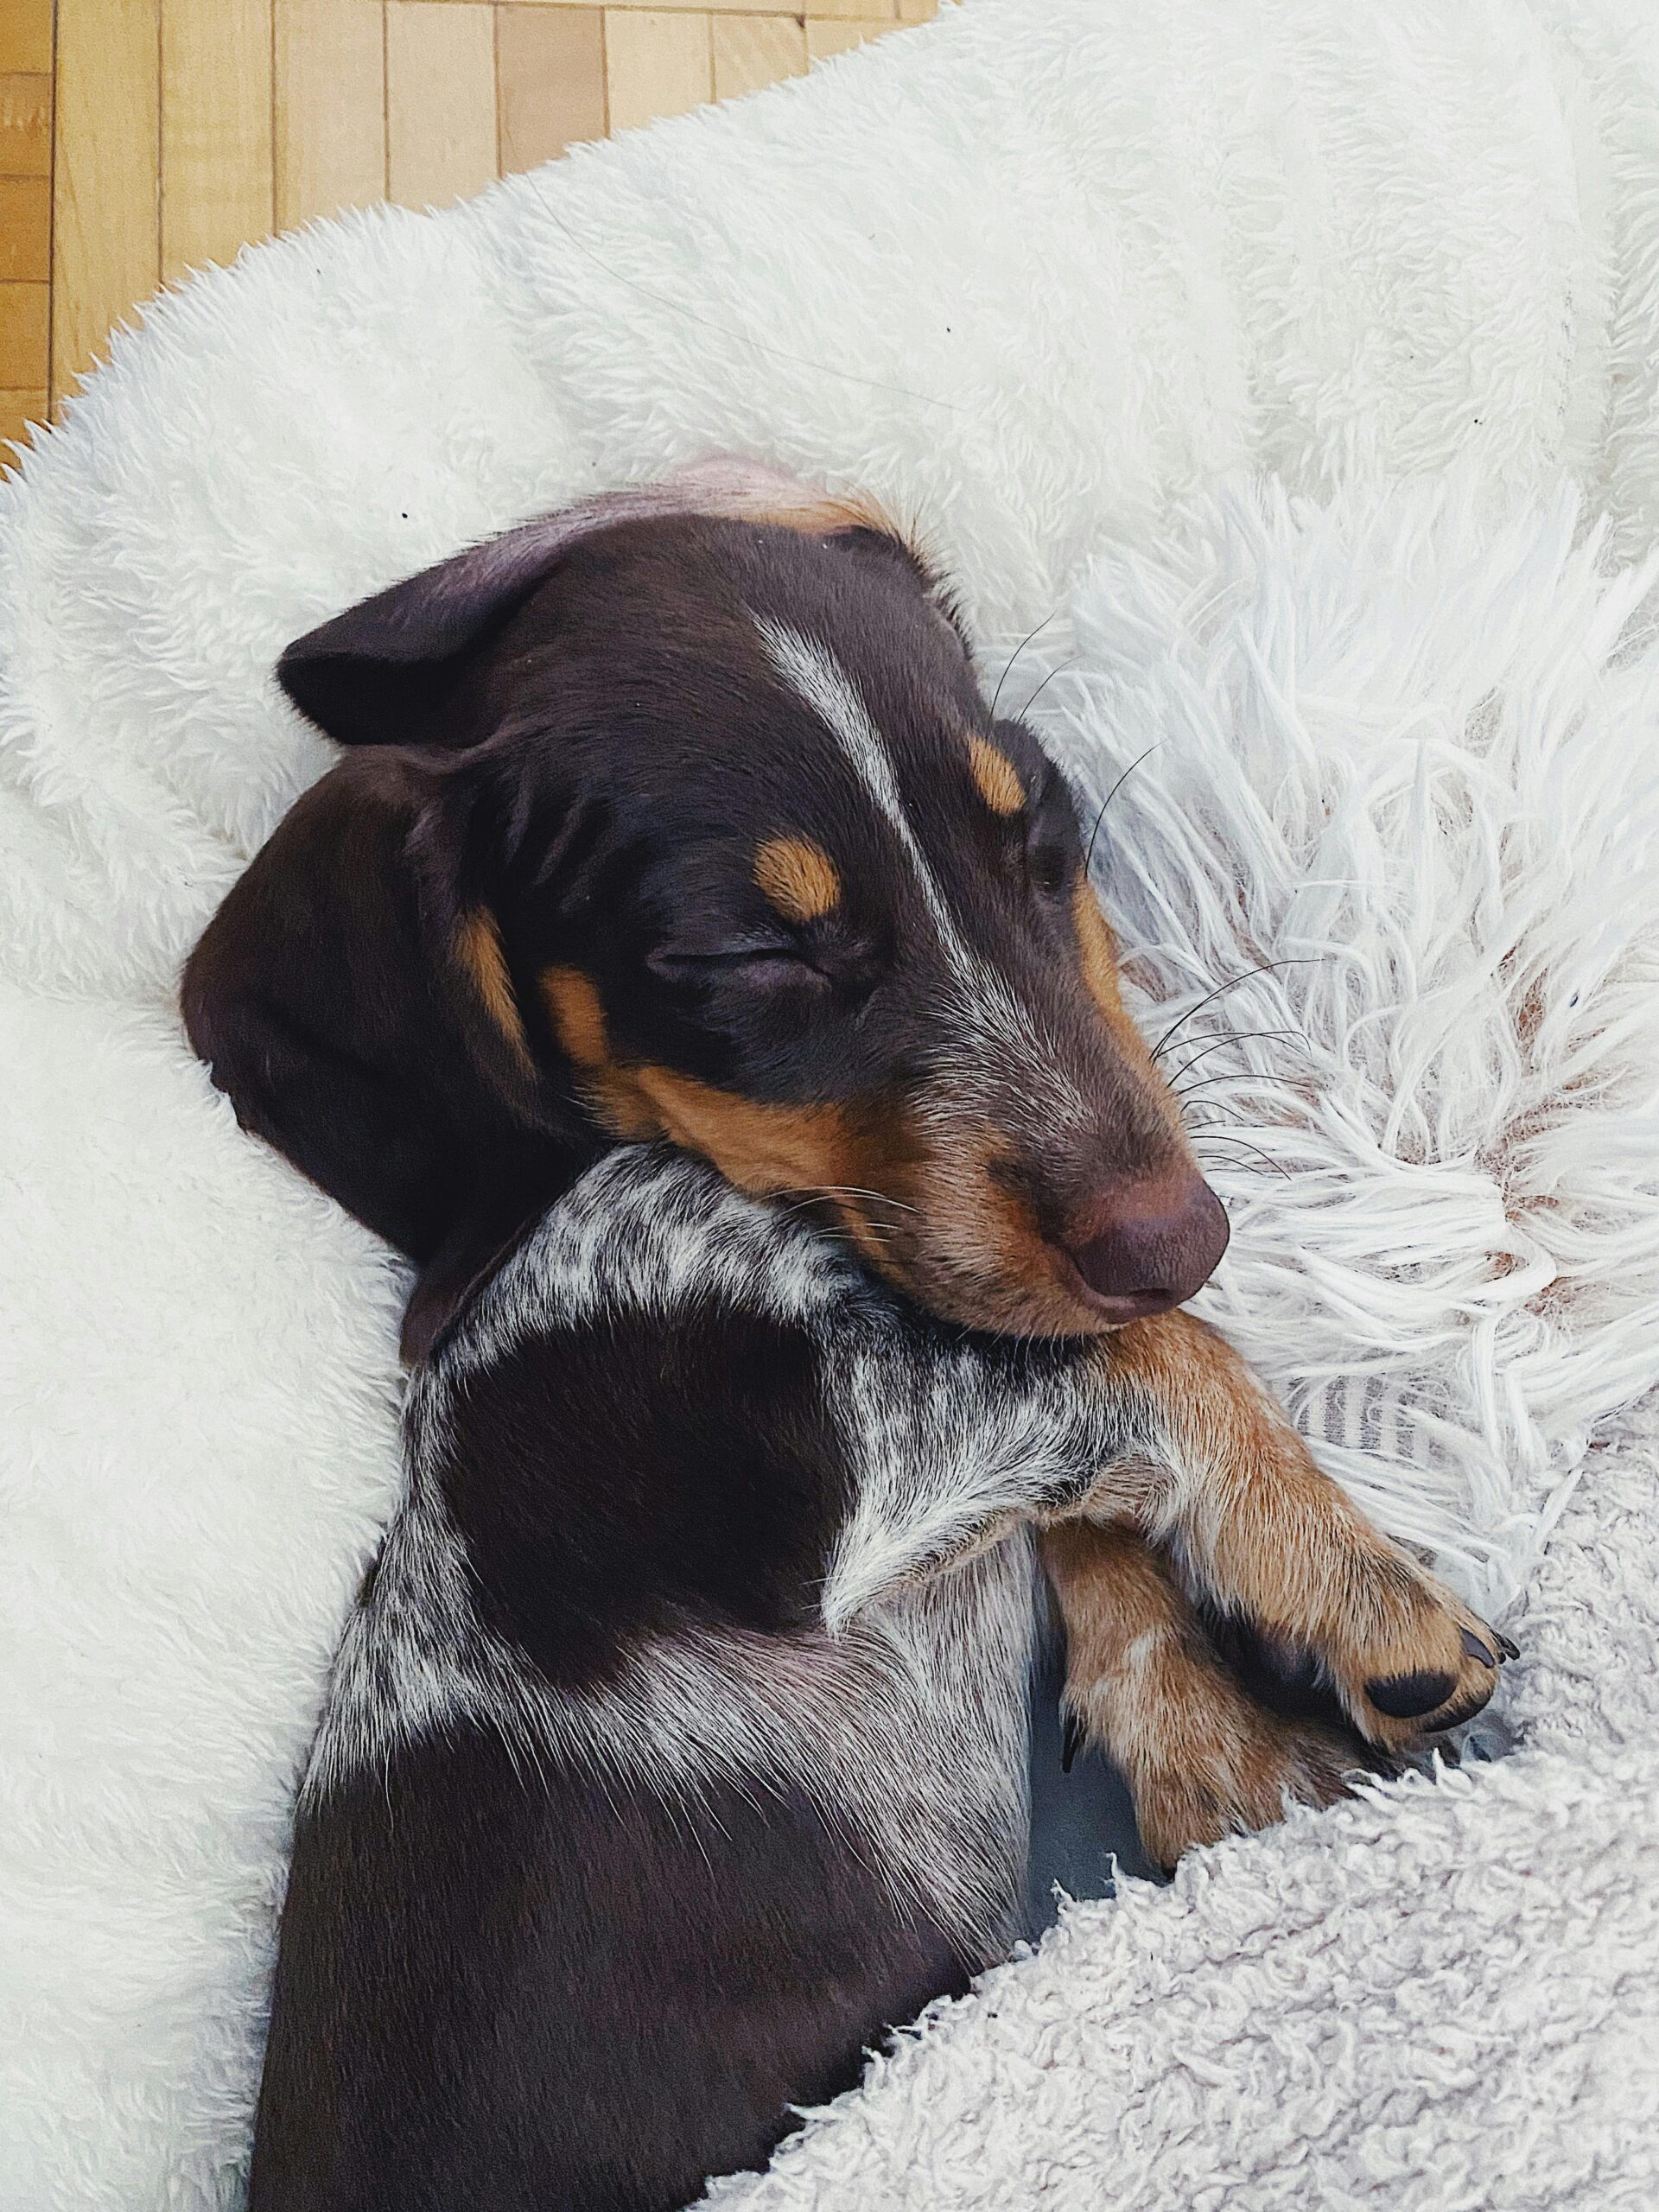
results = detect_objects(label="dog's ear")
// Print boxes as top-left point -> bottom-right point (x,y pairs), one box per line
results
276,506 -> 619,748
276,463 -> 880,747
195,464 -> 899,1350
181,747 -> 578,1294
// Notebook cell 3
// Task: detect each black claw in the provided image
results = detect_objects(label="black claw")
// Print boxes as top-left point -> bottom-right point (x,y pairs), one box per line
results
1460,1628 -> 1497,1668
1060,1712 -> 1084,1773
1496,1631 -> 1520,1662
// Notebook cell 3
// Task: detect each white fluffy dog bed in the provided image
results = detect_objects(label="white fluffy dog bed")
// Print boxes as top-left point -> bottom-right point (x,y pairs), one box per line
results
5,2 -> 1659,2205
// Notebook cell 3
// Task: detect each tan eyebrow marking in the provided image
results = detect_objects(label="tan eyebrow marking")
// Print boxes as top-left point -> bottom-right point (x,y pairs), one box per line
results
753,836 -> 841,922
541,966 -> 609,1069
454,909 -> 532,1068
968,735 -> 1026,817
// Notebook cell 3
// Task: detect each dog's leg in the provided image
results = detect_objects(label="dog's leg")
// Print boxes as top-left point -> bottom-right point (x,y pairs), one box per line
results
1039,1520 -> 1362,1868
1046,1310 -> 1510,1848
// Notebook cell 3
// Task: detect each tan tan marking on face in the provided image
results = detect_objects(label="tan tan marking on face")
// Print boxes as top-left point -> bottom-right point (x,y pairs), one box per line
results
542,967 -> 658,1139
454,909 -> 531,1068
754,836 -> 841,924
627,1068 -> 854,1197
1071,881 -> 1192,1143
1071,879 -> 1126,1020
539,969 -> 861,1174
968,735 -> 1026,817
542,966 -> 607,1068
542,926 -> 1170,1344
892,1116 -> 1119,1337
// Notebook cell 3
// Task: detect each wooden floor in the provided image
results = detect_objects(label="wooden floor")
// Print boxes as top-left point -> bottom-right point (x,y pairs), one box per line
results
0,0 -> 942,469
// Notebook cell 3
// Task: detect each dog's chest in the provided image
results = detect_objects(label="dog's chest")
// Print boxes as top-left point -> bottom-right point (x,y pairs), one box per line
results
308,1153 -> 1047,1955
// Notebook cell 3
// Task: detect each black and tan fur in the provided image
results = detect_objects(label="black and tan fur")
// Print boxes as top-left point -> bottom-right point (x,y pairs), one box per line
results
181,464 -> 1510,2212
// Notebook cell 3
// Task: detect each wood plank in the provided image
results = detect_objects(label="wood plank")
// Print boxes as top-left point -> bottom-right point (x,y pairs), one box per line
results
603,10 -> 710,134
265,0 -> 893,14
275,0 -> 388,229
161,0 -> 276,283
805,17 -> 888,60
0,383 -> 47,459
386,2 -> 499,208
0,0 -> 52,74
0,276 -> 48,385
0,172 -> 48,279
0,70 -> 51,176
53,0 -> 162,401
498,6 -> 606,171
712,15 -> 806,102
495,0 -> 827,14
344,0 -> 890,8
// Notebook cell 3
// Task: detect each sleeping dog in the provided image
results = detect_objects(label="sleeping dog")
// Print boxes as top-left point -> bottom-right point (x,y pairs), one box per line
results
183,466 -> 1510,2212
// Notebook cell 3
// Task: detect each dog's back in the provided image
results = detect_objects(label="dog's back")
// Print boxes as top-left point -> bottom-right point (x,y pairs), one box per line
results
252,1149 -> 1048,2212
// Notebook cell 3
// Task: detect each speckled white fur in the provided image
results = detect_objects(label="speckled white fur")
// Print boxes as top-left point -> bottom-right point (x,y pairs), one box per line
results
308,1149 -> 1055,1955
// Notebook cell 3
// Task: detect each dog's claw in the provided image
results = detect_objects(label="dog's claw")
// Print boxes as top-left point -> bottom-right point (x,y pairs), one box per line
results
1496,1630 -> 1520,1662
1060,1711 -> 1084,1772
1460,1628 -> 1497,1668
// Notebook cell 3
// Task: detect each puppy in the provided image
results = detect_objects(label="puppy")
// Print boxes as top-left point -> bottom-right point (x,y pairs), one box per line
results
183,467 -> 1510,2211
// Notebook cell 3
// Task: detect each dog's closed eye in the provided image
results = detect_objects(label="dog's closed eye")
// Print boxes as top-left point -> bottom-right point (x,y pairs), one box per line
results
646,942 -> 830,990
647,939 -> 888,1011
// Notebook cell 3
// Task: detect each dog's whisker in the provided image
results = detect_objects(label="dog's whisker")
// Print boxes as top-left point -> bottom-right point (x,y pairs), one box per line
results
1084,744 -> 1163,874
772,1195 -> 906,1252
1147,958 -> 1324,1065
1162,1027 -> 1308,1086
989,613 -> 1058,724
1188,1132 -> 1294,1181
1173,1069 -> 1317,1105
1014,655 -> 1077,723
782,1185 -> 922,1218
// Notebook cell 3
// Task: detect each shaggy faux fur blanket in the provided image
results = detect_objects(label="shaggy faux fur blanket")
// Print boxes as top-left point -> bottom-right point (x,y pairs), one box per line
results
3,1 -> 1658,2205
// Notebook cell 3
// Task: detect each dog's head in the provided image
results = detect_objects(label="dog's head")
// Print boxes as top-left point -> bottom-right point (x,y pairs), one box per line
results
185,464 -> 1226,1344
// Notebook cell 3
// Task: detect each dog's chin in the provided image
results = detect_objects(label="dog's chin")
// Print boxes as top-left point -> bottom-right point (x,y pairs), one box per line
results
837,1214 -> 1121,1341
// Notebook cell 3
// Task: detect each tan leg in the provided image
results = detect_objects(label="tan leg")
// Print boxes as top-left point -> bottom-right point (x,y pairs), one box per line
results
1039,1521 -> 1361,1868
1062,1310 -> 1511,1768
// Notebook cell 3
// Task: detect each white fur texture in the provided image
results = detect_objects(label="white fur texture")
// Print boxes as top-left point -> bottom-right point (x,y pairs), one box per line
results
4,0 -> 1659,2204
1034,478 -> 1659,1620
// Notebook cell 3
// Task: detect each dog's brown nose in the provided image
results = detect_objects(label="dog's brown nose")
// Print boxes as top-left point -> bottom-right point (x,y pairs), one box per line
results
1065,1171 -> 1230,1322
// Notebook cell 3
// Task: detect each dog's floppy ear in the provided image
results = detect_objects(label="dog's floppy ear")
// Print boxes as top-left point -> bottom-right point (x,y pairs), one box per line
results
276,462 -> 877,747
194,463 -> 894,1351
181,747 -> 579,1333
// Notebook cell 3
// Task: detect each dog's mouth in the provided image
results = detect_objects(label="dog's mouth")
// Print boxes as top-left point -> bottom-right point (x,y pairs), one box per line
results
817,1164 -> 1230,1339
556,1018 -> 1231,1338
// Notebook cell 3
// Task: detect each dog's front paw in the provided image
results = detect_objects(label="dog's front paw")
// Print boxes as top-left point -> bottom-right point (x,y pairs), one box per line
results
1300,1553 -> 1516,1758
1133,1709 -> 1361,1872
1065,1657 -> 1365,1872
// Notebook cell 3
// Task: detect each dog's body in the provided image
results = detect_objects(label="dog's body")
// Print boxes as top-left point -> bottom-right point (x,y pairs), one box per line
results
254,1148 -> 1510,2212
185,466 -> 1511,2212
258,1149 -> 1056,2210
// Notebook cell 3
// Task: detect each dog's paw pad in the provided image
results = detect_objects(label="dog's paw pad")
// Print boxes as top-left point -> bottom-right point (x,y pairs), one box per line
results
1331,1566 -> 1514,1751
1365,1668 -> 1458,1719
